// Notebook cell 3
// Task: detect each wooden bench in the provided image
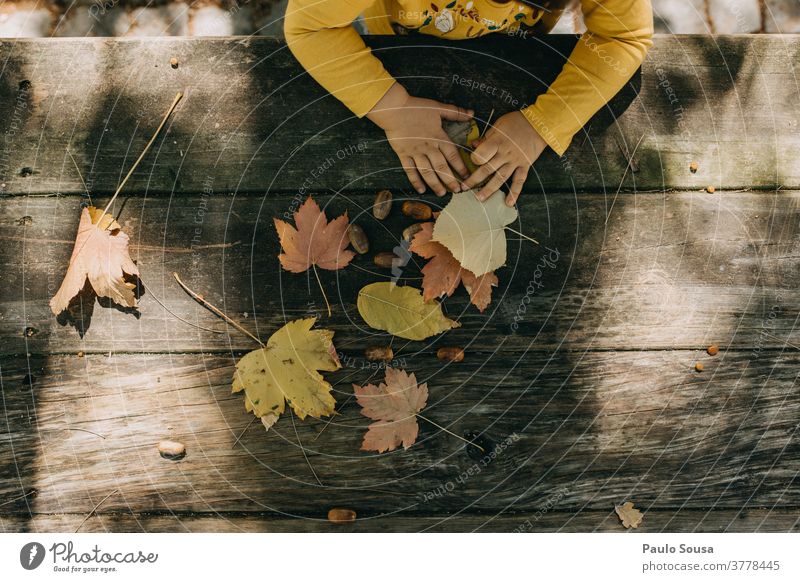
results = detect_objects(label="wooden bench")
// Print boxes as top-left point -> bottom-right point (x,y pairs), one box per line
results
1,34 -> 798,533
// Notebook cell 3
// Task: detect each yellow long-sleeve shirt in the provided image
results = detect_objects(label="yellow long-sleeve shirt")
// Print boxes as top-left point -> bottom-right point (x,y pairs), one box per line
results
285,0 -> 653,156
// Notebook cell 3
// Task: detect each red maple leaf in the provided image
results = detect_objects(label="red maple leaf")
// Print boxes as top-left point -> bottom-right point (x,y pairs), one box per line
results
409,222 -> 497,312
354,368 -> 428,453
274,196 -> 355,273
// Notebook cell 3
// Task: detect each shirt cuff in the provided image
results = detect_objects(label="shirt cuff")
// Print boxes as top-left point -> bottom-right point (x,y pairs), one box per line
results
520,104 -> 572,157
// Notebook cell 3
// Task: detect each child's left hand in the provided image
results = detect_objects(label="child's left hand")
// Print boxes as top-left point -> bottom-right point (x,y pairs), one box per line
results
461,111 -> 548,207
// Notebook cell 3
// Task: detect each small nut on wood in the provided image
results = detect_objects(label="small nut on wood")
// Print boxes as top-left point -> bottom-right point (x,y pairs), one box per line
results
365,346 -> 394,361
707,345 -> 719,356
706,185 -> 716,193
347,224 -> 369,254
689,161 -> 699,173
158,440 -> 186,460
169,57 -> 179,69
327,508 -> 356,524
402,201 -> 432,220
437,347 -> 465,362
694,362 -> 704,372
402,223 -> 424,243
373,190 -> 393,220
373,251 -> 398,269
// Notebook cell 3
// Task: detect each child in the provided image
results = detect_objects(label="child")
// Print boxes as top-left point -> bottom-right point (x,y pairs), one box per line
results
285,0 -> 653,206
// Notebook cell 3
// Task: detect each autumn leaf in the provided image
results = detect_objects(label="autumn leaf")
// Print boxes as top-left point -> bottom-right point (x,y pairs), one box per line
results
232,317 -> 340,430
274,196 -> 355,273
50,206 -> 139,315
410,222 -> 497,312
357,282 -> 459,340
615,501 -> 644,529
443,119 -> 480,174
354,367 -> 428,452
433,190 -> 518,277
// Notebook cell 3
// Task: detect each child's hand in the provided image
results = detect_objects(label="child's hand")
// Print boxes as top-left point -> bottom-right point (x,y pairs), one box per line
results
367,83 -> 473,196
462,111 -> 548,207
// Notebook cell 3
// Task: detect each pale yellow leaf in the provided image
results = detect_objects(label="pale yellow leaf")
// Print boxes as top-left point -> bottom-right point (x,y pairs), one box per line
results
615,501 -> 644,529
433,190 -> 518,277
232,318 -> 340,425
357,282 -> 459,341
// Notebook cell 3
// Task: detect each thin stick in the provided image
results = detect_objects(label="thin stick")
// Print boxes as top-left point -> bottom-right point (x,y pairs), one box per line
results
313,264 -> 331,317
231,416 -> 257,449
43,427 -> 106,439
173,272 -> 264,347
75,489 -> 118,533
0,489 -> 37,508
417,413 -> 484,452
140,277 -> 227,335
95,92 -> 183,228
67,150 -> 92,204
290,408 -> 323,486
481,108 -> 495,138
605,133 -> 645,225
505,226 -> 539,245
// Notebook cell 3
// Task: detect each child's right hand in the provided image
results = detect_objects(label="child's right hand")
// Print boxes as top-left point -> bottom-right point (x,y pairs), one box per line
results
367,83 -> 473,196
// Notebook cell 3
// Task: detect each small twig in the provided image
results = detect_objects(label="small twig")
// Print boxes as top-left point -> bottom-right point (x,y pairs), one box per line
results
0,489 -> 37,508
67,150 -> 92,204
505,226 -> 539,245
231,416 -> 258,449
173,272 -> 264,347
139,277 -> 227,335
290,408 -> 322,486
416,413 -> 484,452
481,108 -> 495,138
606,133 -> 645,225
312,264 -> 331,317
43,427 -> 106,439
95,92 -> 183,229
75,489 -> 119,533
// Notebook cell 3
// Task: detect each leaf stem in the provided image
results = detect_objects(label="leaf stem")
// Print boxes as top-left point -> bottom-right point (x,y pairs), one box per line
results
96,92 -> 183,229
505,226 -> 539,245
313,264 -> 332,317
172,272 -> 264,347
416,413 -> 485,452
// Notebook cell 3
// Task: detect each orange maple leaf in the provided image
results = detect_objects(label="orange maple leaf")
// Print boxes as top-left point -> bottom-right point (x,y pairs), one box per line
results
409,222 -> 497,312
50,207 -> 139,315
274,196 -> 355,273
354,368 -> 428,453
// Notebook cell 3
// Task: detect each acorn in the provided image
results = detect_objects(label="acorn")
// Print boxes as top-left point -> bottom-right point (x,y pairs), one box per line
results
373,190 -> 393,220
347,224 -> 369,254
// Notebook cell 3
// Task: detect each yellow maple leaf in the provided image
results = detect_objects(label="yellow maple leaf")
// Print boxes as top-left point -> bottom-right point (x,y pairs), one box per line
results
357,282 -> 460,341
232,318 -> 340,428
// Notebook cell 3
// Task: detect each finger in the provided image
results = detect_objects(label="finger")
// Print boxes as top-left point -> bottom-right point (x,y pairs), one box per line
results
461,159 -> 498,190
428,150 -> 460,193
475,163 -> 514,202
439,139 -> 470,180
438,103 -> 475,122
401,156 -> 426,194
471,137 -> 499,166
507,167 -> 527,206
414,155 -> 447,196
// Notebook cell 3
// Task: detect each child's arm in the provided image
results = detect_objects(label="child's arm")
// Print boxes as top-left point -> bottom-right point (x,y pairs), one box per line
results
464,0 -> 654,206
285,0 -> 473,195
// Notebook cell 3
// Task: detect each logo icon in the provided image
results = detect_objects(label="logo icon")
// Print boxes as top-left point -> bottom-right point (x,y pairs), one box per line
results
20,542 -> 46,570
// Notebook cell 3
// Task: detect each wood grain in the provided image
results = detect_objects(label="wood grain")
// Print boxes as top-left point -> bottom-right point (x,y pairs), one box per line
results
0,36 -> 797,197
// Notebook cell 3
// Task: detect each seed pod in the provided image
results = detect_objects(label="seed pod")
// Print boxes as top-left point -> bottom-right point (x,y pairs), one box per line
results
327,508 -> 357,524
694,362 -> 704,372
158,440 -> 186,460
373,190 -> 393,220
365,346 -> 394,361
402,201 -> 432,220
402,223 -> 424,243
347,224 -> 369,254
169,57 -> 179,69
706,185 -> 716,193
373,252 -> 397,269
689,161 -> 699,173
437,347 -> 465,362
706,345 -> 719,356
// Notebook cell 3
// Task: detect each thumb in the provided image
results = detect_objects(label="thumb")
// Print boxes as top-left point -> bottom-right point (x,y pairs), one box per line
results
439,104 -> 474,122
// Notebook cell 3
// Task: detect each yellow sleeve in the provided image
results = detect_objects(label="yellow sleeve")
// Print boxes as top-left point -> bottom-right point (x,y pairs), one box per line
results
521,0 -> 654,156
284,0 -> 396,117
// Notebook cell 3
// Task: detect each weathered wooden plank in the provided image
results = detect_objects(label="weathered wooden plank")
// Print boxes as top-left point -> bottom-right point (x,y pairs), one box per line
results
1,192 -> 798,354
0,36 -> 798,196
2,351 -> 797,517
2,509 -> 797,533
